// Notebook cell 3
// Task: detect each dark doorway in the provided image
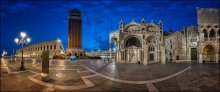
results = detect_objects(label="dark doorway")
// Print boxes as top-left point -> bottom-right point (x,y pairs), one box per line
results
191,48 -> 197,60
176,56 -> 179,60
149,53 -> 154,61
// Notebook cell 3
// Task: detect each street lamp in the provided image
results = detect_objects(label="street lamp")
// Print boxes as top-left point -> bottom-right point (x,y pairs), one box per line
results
15,32 -> 31,70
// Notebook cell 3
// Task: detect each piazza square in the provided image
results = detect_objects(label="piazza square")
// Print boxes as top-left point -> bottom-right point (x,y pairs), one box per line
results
1,0 -> 219,92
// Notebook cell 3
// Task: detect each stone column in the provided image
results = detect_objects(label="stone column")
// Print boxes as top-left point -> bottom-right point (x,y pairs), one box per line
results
143,50 -> 148,65
161,47 -> 166,64
127,50 -> 129,62
115,52 -> 118,63
215,31 -> 217,41
199,31 -> 201,41
125,50 -> 127,62
123,51 -> 125,62
216,53 -> 218,63
188,48 -> 191,61
118,51 -> 121,63
109,42 -> 112,59
208,31 -> 210,41
109,49 -> 112,58
121,51 -> 123,62
199,53 -> 203,63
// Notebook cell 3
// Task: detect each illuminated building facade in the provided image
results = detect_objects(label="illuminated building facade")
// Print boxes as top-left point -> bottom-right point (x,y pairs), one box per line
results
16,40 -> 65,58
110,8 -> 219,64
109,19 -> 166,64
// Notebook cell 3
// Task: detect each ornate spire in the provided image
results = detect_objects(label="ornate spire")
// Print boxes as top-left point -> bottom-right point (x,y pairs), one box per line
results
158,20 -> 162,24
141,18 -> 146,24
150,20 -> 154,24
132,19 -> 134,22
120,19 -> 124,25
131,19 -> 135,23
119,19 -> 124,30
130,19 -> 136,24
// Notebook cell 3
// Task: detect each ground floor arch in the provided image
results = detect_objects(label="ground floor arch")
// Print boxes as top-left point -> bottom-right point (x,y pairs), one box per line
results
199,44 -> 218,63
125,46 -> 141,63
109,37 -> 118,59
202,45 -> 215,62
124,36 -> 142,63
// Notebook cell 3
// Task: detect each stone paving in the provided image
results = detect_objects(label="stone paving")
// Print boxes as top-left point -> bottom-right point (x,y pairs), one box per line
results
1,58 -> 219,91
80,60 -> 190,81
153,63 -> 220,91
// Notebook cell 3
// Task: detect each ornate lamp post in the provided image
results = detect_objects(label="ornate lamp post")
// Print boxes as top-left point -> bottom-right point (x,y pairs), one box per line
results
15,32 -> 31,70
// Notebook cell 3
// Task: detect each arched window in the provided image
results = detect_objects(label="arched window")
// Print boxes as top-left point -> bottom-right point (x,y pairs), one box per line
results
203,29 -> 208,38
209,29 -> 215,38
149,45 -> 154,51
125,37 -> 141,48
146,37 -> 157,44
191,34 -> 197,42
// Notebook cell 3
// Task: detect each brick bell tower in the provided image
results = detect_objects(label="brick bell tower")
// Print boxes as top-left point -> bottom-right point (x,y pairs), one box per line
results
66,8 -> 85,58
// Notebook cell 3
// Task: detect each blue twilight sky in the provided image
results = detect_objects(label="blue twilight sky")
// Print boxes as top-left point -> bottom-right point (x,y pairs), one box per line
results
0,0 -> 219,55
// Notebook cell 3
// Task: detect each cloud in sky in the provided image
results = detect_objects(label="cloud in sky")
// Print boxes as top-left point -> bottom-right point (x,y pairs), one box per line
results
1,0 -> 219,54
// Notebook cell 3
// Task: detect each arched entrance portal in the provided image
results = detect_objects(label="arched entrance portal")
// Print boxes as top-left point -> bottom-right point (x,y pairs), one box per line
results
125,37 -> 141,63
109,37 -> 117,59
203,45 -> 215,62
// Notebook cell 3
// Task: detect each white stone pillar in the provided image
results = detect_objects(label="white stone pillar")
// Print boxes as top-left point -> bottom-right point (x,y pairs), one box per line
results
125,50 -> 127,62
199,53 -> 203,63
154,52 -> 157,62
127,50 -> 129,62
138,49 -> 140,61
118,51 -> 121,63
208,31 -> 210,41
199,31 -> 201,41
109,42 -> 112,59
143,50 -> 148,65
116,52 -> 118,63
216,53 -> 218,63
161,48 -> 166,64
121,51 -> 123,62
188,48 -> 191,61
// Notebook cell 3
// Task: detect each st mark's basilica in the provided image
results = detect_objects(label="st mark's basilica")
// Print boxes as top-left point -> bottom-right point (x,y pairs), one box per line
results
109,19 -> 165,64
109,8 -> 220,64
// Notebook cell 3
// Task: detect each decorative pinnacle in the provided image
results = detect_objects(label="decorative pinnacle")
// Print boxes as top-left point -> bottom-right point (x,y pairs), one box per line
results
141,18 -> 146,23
151,20 -> 154,23
158,20 -> 162,24
120,19 -> 124,24
131,19 -> 135,22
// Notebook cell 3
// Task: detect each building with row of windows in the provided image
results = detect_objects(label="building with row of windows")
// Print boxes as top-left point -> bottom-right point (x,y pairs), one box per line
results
197,8 -> 220,63
165,26 -> 199,62
16,40 -> 65,58
109,8 -> 219,64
